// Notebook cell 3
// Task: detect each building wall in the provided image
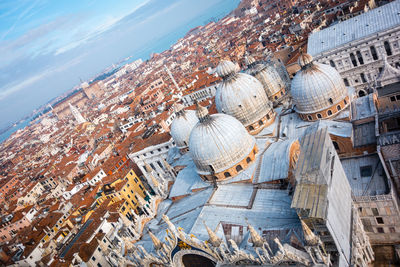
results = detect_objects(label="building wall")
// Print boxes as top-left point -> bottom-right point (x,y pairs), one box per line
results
129,139 -> 175,192
311,25 -> 400,95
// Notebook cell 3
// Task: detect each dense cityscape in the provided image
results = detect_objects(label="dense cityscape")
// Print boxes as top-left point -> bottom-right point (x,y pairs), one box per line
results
0,0 -> 400,266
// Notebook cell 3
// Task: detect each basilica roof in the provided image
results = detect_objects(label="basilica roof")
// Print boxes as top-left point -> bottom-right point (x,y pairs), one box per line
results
308,0 -> 400,55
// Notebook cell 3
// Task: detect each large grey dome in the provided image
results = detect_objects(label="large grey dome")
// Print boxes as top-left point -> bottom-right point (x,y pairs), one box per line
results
215,60 -> 273,128
188,108 -> 255,176
170,106 -> 199,150
291,54 -> 348,114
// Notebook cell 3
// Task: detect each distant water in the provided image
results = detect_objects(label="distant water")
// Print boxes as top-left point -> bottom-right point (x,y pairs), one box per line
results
0,0 -> 240,144
0,119 -> 32,143
129,0 -> 241,62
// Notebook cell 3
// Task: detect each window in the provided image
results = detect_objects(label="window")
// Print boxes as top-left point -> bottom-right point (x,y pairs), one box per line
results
384,41 -> 392,56
274,95 -> 278,100
343,78 -> 349,86
328,98 -> 333,104
134,178 -> 138,183
376,217 -> 384,224
92,256 -> 96,261
258,120 -> 264,126
370,46 -> 378,60
372,208 -> 379,216
356,51 -> 364,65
350,53 -> 358,67
360,73 -> 367,83
337,105 -> 341,111
224,172 -> 231,178
391,96 -> 396,102
390,227 -> 396,233
317,113 -> 322,119
377,227 -> 384,233
360,165 -> 372,177
307,115 -> 312,121
329,60 -> 336,68
236,165 -> 243,172
97,263 -> 103,267
139,184 -> 143,190
344,99 -> 347,105
249,125 -> 254,131
266,114 -> 270,120
327,110 -> 332,116
246,157 -> 251,164
332,141 -> 340,150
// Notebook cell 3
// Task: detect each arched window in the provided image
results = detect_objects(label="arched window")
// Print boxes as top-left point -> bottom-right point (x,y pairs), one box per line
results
274,95 -> 278,100
370,46 -> 378,60
356,51 -> 364,65
307,115 -> 313,121
327,110 -> 333,116
328,98 -> 333,104
224,172 -> 231,178
343,78 -> 350,86
350,53 -> 358,67
236,165 -> 243,172
246,157 -> 251,163
258,120 -> 264,126
266,114 -> 270,120
329,60 -> 336,68
384,41 -> 392,56
249,125 -> 254,131
337,105 -> 341,111
358,90 -> 366,97
317,113 -> 322,119
344,99 -> 347,105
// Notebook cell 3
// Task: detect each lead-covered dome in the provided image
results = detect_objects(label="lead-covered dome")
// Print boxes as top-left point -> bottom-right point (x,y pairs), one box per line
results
170,104 -> 199,151
291,53 -> 349,120
244,55 -> 289,101
215,59 -> 274,134
189,103 -> 256,179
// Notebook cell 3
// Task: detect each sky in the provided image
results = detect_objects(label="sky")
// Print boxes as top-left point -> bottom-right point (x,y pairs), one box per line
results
0,0 -> 239,129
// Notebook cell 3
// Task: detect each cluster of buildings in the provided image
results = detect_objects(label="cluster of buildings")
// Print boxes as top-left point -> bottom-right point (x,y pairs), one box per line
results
0,0 -> 399,266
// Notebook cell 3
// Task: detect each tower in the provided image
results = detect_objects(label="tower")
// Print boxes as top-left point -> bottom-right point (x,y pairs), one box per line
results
164,65 -> 181,92
69,103 -> 86,124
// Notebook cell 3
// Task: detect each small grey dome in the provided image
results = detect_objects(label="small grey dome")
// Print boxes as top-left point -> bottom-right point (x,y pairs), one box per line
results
215,60 -> 273,127
189,112 -> 255,175
291,54 -> 348,114
170,109 -> 199,150
244,55 -> 291,99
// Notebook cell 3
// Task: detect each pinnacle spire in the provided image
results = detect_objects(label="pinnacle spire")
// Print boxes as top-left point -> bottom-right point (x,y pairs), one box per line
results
149,230 -> 163,250
247,221 -> 264,247
301,220 -> 319,246
203,221 -> 222,247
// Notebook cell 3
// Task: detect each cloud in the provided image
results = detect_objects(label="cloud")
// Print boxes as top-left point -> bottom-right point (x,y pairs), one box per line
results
55,0 -> 151,55
0,54 -> 85,100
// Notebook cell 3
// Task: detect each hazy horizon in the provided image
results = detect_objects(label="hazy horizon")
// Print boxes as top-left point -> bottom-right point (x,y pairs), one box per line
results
0,0 -> 240,130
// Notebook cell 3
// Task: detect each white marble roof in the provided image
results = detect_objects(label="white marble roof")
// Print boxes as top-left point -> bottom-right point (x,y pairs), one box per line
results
308,1 -> 400,56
